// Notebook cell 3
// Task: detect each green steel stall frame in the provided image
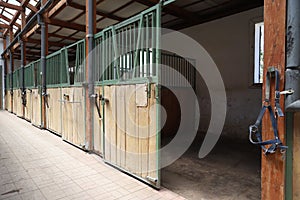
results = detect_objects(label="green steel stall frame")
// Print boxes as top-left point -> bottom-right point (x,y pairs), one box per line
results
93,3 -> 162,188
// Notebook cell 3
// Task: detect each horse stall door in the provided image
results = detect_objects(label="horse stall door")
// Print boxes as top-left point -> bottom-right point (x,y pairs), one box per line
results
46,88 -> 62,135
24,90 -> 32,121
31,88 -> 41,127
103,84 -> 160,188
62,87 -> 85,149
93,86 -> 104,155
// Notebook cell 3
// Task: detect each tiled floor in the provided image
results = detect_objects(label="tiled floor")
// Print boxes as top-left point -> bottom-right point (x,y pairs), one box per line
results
0,111 -> 185,200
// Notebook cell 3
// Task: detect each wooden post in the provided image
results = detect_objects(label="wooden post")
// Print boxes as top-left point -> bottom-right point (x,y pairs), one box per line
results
41,0 -> 49,128
262,0 -> 287,199
85,0 -> 96,150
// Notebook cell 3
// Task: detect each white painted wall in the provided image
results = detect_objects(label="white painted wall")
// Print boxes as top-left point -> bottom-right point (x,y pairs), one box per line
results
180,7 -> 264,139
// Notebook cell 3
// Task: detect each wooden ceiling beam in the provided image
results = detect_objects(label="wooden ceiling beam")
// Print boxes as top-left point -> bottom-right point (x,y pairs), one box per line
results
48,0 -> 67,18
16,0 -> 38,12
48,18 -> 86,31
27,38 -> 67,47
68,1 -> 125,21
0,1 -> 23,11
134,0 -> 199,24
0,23 -> 10,29
168,0 -> 263,30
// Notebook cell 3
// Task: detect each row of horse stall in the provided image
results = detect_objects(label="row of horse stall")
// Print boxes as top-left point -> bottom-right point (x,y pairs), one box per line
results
3,4 -> 196,188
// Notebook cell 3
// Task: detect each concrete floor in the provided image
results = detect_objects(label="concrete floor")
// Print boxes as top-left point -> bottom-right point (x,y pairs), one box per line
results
162,136 -> 261,200
0,111 -> 185,200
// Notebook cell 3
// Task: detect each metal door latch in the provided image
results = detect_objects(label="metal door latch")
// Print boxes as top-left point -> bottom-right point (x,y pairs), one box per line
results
280,89 -> 294,95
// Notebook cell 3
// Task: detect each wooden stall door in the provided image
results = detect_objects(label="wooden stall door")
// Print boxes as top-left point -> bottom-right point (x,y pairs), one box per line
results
93,86 -> 104,155
61,87 -> 85,148
46,88 -> 62,135
24,90 -> 32,121
103,84 -> 160,188
31,88 -> 41,127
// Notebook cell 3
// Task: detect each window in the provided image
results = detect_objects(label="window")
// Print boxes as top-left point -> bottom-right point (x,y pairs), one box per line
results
254,22 -> 264,84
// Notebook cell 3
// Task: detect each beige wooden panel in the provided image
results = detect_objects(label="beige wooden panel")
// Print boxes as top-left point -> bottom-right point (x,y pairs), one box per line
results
103,83 -> 158,186
5,93 -> 11,111
31,89 -> 41,126
24,90 -> 32,121
46,88 -> 62,135
15,90 -> 23,117
148,84 -> 158,182
93,86 -> 103,154
61,87 -> 85,148
13,89 -> 18,115
294,112 -> 300,199
125,85 -> 138,174
104,86 -> 117,164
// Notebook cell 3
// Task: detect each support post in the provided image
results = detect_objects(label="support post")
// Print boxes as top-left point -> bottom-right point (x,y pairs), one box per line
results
3,36 -> 7,110
286,0 -> 300,198
85,0 -> 96,150
262,0 -> 287,199
21,8 -> 27,117
9,49 -> 13,113
40,0 -> 49,128
9,28 -> 14,113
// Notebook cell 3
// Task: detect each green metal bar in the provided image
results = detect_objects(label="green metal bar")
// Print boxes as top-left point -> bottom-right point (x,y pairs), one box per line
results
155,3 -> 161,188
133,15 -> 144,78
111,27 -> 120,79
146,14 -> 150,77
285,112 -> 294,200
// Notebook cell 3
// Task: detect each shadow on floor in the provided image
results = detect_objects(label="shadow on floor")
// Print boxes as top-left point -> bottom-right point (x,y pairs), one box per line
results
161,134 -> 261,200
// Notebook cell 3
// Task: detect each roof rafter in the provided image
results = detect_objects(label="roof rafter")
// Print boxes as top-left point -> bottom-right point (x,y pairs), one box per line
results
68,1 -> 125,21
47,18 -> 86,32
134,0 -> 199,24
0,1 -> 23,11
16,0 -> 38,12
48,0 -> 67,18
0,14 -> 21,29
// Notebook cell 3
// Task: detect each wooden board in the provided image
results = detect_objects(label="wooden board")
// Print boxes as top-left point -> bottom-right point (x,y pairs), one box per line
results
24,90 -> 33,121
12,89 -> 18,115
262,0 -> 286,199
46,88 -> 62,135
93,86 -> 103,155
125,85 -> 138,174
5,92 -> 11,111
293,112 -> 300,199
103,84 -> 158,186
61,87 -> 85,148
14,89 -> 23,117
31,89 -> 41,126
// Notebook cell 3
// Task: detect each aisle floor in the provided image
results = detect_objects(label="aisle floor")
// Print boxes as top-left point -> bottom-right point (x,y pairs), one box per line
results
0,111 -> 185,200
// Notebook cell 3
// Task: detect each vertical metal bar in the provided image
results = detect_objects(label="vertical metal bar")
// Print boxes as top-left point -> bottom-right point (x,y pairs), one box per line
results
146,14 -> 150,77
133,16 -> 144,78
151,14 -> 156,76
285,112 -> 294,200
155,3 -> 161,188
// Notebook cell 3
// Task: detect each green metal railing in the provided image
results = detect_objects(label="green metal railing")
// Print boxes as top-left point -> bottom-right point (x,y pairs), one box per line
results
94,5 -> 161,85
5,73 -> 11,90
64,39 -> 86,85
46,50 -> 69,87
32,59 -> 41,88
24,64 -> 35,88
12,68 -> 21,89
